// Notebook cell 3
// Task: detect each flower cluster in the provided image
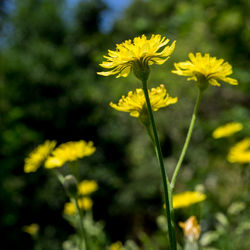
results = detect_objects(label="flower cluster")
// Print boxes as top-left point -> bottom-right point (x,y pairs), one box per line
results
172,191 -> 206,209
110,84 -> 177,118
172,53 -> 238,88
64,197 -> 93,215
24,140 -> 95,172
227,138 -> 250,164
98,34 -> 176,79
99,34 -> 238,124
64,180 -> 98,215
212,122 -> 243,139
211,122 -> 250,164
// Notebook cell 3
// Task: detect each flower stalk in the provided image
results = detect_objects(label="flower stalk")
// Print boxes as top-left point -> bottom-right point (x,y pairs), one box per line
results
55,172 -> 89,250
141,78 -> 177,250
170,88 -> 202,190
72,196 -> 88,250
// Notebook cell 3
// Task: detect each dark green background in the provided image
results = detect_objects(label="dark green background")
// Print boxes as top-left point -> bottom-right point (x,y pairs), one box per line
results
0,0 -> 249,249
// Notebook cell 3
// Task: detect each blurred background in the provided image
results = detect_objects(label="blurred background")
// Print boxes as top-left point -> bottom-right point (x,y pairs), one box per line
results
0,0 -> 249,249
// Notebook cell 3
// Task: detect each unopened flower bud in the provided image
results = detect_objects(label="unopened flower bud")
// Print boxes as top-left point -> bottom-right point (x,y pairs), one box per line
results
63,175 -> 78,198
179,216 -> 201,242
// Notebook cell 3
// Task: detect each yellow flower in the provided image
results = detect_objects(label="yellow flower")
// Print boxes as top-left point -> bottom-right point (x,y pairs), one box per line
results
79,197 -> 93,210
78,180 -> 98,196
45,140 -> 95,168
110,84 -> 177,118
64,202 -> 76,215
24,140 -> 56,173
212,122 -> 243,139
64,197 -> 93,215
22,224 -> 39,236
172,53 -> 238,87
227,138 -> 250,164
98,34 -> 176,78
179,216 -> 201,242
172,191 -> 206,209
109,241 -> 123,250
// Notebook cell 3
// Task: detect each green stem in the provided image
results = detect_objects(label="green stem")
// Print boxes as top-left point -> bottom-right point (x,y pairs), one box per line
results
53,170 -> 88,249
68,162 -> 80,181
170,89 -> 202,189
73,197 -> 88,250
184,241 -> 199,250
143,121 -> 155,144
53,170 -> 64,185
142,79 -> 177,250
53,171 -> 87,249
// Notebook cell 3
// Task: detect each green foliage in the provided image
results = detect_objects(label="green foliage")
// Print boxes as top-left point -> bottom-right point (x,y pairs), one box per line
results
63,212 -> 107,250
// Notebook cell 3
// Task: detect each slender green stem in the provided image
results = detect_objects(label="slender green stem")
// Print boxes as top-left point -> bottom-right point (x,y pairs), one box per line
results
143,121 -> 155,144
73,197 -> 88,250
142,79 -> 177,250
170,89 -> 202,189
184,241 -> 199,250
53,171 -> 87,249
69,162 -> 80,181
53,170 -> 64,185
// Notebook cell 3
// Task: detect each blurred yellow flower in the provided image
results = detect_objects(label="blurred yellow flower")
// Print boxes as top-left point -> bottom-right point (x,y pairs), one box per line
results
45,140 -> 95,168
78,180 -> 98,196
173,191 -> 206,209
110,84 -> 177,118
78,197 -> 93,211
212,122 -> 243,139
64,197 -> 93,215
24,140 -> 56,173
98,34 -> 176,78
227,138 -> 250,164
179,216 -> 201,242
64,202 -> 76,215
172,53 -> 238,87
109,241 -> 123,250
22,224 -> 39,236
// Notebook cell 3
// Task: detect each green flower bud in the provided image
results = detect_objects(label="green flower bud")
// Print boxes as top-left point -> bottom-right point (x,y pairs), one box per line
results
63,175 -> 78,198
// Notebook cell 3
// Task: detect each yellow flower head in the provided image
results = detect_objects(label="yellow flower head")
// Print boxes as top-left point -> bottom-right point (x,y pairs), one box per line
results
172,53 -> 238,87
109,241 -> 123,250
77,197 -> 93,211
64,202 -> 76,215
179,216 -> 201,242
45,140 -> 95,169
227,138 -> 250,164
64,197 -> 93,215
172,191 -> 206,209
212,122 -> 243,139
24,140 -> 56,173
98,34 -> 176,79
110,84 -> 177,118
22,224 -> 39,236
78,180 -> 98,196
